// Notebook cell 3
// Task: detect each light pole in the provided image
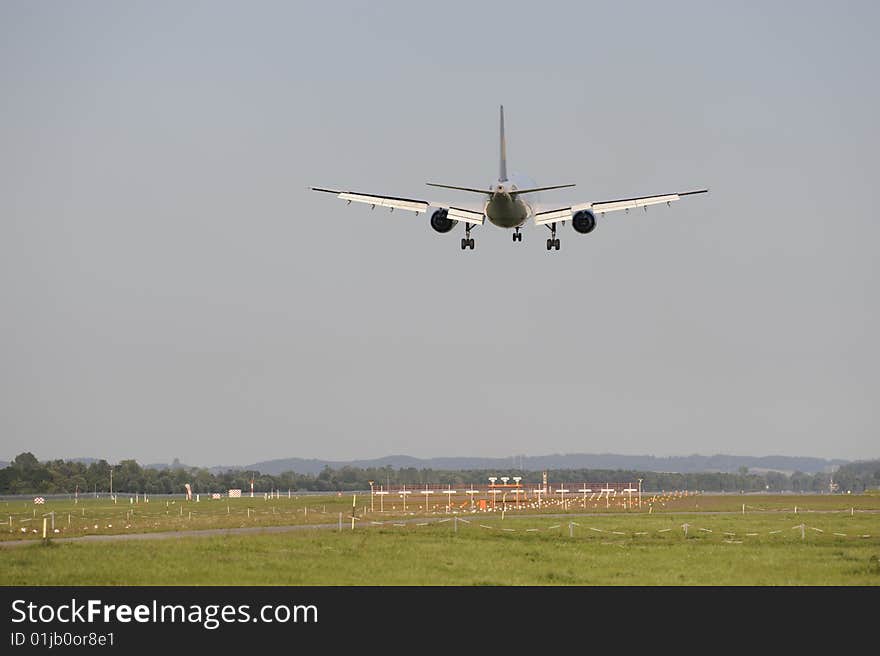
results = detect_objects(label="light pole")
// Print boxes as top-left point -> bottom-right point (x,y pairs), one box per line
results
368,481 -> 374,512
109,466 -> 113,498
638,478 -> 643,509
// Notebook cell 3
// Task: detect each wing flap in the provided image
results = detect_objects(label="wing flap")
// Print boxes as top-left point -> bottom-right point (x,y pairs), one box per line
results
337,191 -> 428,213
591,193 -> 680,214
534,208 -> 573,225
445,206 -> 484,225
311,186 -> 483,223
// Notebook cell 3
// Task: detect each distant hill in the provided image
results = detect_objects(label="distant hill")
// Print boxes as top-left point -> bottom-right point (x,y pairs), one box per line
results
237,453 -> 848,476
4,453 -> 849,476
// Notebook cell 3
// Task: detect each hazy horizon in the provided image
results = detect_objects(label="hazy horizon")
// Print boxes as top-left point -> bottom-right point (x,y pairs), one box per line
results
3,2 -> 878,465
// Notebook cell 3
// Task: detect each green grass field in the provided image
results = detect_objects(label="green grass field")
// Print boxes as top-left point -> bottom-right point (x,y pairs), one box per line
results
0,495 -> 376,542
2,495 -> 879,585
3,492 -> 876,543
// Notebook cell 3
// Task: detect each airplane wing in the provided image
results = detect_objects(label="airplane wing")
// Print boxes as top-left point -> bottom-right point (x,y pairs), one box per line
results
534,189 -> 707,226
311,187 -> 484,225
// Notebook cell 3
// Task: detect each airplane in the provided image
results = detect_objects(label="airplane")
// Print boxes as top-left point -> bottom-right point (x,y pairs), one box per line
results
311,106 -> 707,251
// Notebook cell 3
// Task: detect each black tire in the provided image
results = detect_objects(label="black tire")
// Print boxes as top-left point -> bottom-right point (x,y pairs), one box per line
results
469,239 -> 475,249
461,238 -> 466,250
546,239 -> 552,250
555,239 -> 560,250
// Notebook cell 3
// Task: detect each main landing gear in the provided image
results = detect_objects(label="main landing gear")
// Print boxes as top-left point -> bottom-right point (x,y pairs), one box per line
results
545,222 -> 560,251
461,224 -> 475,250
512,227 -> 523,243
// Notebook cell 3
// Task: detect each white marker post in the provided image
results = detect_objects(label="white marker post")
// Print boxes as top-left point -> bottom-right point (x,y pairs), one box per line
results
579,486 -> 591,507
556,486 -> 569,510
625,488 -> 637,510
421,487 -> 431,513
376,489 -> 388,513
443,489 -> 456,514
399,487 -> 411,513
601,486 -> 614,509
533,488 -> 544,508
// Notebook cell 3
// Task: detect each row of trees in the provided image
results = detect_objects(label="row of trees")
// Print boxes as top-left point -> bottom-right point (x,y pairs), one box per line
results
1,452 -> 878,495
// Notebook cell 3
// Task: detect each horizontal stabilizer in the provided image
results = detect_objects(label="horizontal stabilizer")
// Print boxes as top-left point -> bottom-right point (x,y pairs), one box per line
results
509,183 -> 575,196
426,182 -> 490,194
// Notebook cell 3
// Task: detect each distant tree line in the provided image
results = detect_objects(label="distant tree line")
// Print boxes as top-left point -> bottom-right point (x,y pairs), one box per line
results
1,452 -> 878,495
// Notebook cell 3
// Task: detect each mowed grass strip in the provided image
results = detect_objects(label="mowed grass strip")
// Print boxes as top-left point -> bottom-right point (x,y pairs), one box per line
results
2,513 -> 878,585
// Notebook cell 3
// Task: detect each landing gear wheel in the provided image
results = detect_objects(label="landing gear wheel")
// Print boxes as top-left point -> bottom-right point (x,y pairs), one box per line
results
546,223 -> 560,251
462,226 -> 475,250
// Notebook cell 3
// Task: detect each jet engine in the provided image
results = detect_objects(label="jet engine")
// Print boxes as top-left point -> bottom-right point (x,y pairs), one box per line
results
572,209 -> 597,234
430,208 -> 458,234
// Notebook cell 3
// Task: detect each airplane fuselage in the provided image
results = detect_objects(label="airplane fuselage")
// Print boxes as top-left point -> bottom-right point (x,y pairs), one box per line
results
483,174 -> 536,229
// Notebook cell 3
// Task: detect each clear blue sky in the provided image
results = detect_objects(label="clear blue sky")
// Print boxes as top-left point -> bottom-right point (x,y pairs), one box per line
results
2,1 -> 878,465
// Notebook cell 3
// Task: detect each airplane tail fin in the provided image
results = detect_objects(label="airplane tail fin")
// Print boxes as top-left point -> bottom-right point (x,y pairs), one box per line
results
499,105 -> 508,182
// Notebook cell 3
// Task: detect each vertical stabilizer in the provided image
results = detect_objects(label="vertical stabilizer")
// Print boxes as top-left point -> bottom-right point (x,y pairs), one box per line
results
499,105 -> 508,182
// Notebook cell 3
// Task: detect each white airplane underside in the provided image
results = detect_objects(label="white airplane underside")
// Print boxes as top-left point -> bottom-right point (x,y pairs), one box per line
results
312,107 -> 707,251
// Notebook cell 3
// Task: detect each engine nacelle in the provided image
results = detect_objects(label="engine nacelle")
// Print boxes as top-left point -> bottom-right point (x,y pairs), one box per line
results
572,209 -> 597,234
430,208 -> 458,234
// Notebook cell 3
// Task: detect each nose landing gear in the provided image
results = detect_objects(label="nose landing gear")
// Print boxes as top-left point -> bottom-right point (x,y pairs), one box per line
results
512,228 -> 522,243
